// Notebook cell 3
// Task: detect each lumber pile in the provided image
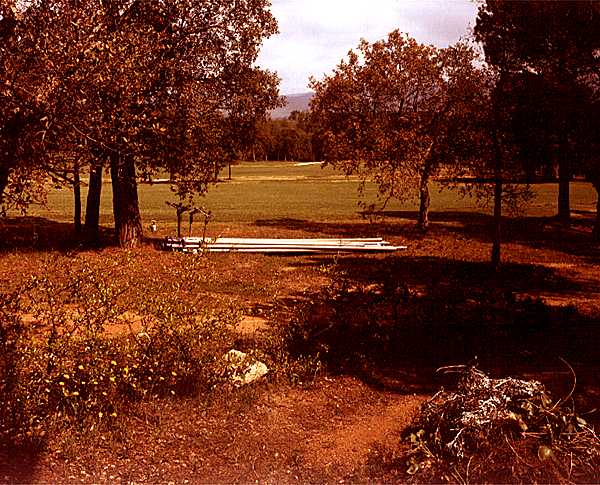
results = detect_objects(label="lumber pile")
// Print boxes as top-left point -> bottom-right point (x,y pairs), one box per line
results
163,237 -> 406,254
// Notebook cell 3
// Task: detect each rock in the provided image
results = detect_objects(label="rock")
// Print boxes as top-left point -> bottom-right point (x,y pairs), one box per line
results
223,349 -> 268,386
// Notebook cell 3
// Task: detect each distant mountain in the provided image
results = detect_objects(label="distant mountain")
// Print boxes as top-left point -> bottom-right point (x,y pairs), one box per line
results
270,92 -> 313,119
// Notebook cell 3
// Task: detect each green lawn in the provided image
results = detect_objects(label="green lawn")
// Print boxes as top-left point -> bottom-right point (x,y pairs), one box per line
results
15,161 -> 599,226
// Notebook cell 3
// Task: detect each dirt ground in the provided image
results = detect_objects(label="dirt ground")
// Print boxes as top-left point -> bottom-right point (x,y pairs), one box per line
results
3,379 -> 427,483
1,213 -> 599,483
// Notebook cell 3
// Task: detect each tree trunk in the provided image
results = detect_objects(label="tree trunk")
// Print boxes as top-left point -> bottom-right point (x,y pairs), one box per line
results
593,181 -> 600,241
491,175 -> 502,271
557,144 -> 571,222
418,173 -> 430,229
110,159 -> 122,233
491,75 -> 504,271
0,166 -> 10,211
85,163 -> 103,239
177,211 -> 182,238
73,161 -> 82,233
417,156 -> 433,230
110,155 -> 142,248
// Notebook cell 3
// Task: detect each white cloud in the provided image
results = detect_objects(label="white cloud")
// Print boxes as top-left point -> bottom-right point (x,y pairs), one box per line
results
256,0 -> 479,94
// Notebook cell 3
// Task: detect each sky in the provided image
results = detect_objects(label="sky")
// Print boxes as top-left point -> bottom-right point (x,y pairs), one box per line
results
256,0 -> 480,94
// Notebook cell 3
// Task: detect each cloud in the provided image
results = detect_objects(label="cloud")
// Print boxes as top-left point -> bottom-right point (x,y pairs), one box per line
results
256,0 -> 479,94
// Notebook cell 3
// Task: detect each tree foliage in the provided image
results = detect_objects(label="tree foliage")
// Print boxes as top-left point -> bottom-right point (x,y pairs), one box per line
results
0,2 -> 54,214
474,0 -> 600,223
0,0 -> 280,246
249,112 -> 316,162
309,31 -> 488,227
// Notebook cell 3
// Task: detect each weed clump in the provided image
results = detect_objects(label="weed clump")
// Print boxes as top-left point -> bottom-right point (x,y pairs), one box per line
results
0,255 -> 239,452
404,367 -> 600,484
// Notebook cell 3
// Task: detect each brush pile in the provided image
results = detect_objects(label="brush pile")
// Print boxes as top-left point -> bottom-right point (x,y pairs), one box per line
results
405,367 -> 600,483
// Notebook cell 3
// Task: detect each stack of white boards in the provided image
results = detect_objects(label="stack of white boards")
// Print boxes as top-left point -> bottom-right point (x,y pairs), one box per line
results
163,237 -> 407,254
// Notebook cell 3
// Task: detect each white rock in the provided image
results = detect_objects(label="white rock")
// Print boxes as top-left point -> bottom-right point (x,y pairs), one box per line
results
223,349 -> 268,386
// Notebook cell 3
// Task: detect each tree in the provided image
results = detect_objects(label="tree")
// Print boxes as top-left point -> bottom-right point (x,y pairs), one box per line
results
310,31 -> 487,228
474,0 -> 600,222
0,1 -> 58,214
1,0 -> 280,247
576,80 -> 600,238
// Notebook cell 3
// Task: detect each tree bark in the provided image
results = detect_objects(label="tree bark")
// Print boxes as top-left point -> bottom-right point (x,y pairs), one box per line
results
417,152 -> 434,230
593,181 -> 600,241
557,168 -> 571,222
73,160 -> 82,233
491,75 -> 505,271
111,158 -> 121,232
418,168 -> 431,230
557,143 -> 571,222
110,155 -> 142,248
491,173 -> 502,271
84,163 -> 103,239
176,210 -> 182,238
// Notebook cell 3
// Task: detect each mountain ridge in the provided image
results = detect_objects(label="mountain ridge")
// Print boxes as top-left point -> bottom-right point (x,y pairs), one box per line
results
270,92 -> 313,119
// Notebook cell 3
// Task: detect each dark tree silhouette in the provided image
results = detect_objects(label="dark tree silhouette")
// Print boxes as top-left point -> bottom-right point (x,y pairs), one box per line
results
475,0 -> 600,223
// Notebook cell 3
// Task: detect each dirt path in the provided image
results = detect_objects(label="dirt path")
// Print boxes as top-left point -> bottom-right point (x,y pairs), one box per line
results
259,377 -> 426,482
302,389 -> 424,474
7,377 -> 426,484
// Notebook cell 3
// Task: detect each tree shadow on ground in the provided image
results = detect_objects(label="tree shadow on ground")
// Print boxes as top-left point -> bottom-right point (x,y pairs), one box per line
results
255,211 -> 600,263
0,217 -> 115,253
255,217 -> 421,239
276,254 -> 600,404
384,210 -> 600,261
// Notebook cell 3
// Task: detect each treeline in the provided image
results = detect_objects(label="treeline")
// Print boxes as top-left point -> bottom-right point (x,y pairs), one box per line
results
1,0 -> 599,263
243,111 -> 321,163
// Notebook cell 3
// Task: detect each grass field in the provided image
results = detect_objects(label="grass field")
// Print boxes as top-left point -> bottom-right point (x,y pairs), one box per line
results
11,161 -> 599,227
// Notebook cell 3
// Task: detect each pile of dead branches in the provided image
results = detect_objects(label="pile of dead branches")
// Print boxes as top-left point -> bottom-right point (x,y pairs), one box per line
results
405,367 -> 599,484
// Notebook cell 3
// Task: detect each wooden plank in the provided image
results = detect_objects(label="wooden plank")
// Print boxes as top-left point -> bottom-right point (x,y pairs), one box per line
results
166,242 -> 400,250
162,236 -> 407,254
205,244 -> 404,250
200,246 -> 406,253
167,244 -> 405,252
206,242 -> 391,248
175,237 -> 386,245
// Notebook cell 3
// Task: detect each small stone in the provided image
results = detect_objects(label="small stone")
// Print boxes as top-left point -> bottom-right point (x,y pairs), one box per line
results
223,349 -> 268,386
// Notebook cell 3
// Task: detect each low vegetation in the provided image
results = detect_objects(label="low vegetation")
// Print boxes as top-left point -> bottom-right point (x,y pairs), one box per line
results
0,255 -> 241,452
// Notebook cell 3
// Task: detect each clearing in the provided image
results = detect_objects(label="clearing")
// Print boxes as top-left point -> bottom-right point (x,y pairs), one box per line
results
1,163 -> 599,483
